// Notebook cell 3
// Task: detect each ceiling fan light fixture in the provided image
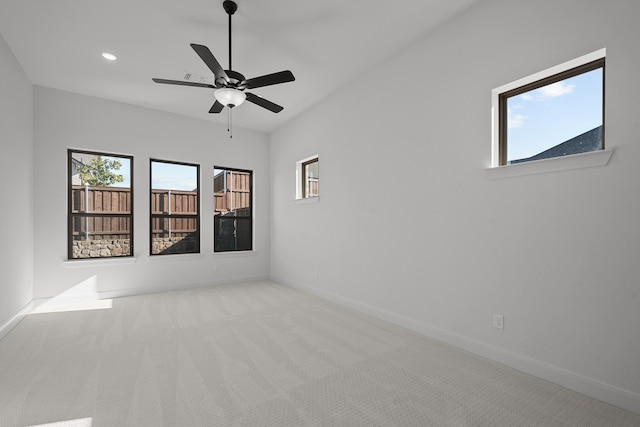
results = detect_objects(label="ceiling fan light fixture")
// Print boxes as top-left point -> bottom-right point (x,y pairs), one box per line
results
214,88 -> 246,108
101,52 -> 117,61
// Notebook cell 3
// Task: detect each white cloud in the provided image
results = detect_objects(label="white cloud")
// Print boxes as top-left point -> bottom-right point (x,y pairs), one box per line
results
538,81 -> 575,98
520,93 -> 533,101
507,107 -> 527,129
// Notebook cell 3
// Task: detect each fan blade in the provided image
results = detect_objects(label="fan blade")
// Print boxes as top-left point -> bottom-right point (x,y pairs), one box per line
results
152,78 -> 215,89
242,70 -> 295,89
190,44 -> 229,83
209,100 -> 224,113
246,92 -> 284,113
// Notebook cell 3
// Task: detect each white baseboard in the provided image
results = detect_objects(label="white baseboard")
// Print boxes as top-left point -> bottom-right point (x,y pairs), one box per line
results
273,276 -> 640,416
0,301 -> 34,342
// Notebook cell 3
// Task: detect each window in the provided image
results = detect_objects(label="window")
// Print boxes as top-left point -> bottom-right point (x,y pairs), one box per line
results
150,159 -> 200,255
296,155 -> 319,199
68,149 -> 133,259
302,158 -> 319,198
492,49 -> 605,166
214,167 -> 252,252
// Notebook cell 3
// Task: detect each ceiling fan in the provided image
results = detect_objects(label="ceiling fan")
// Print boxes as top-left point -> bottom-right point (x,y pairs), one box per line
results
152,0 -> 295,134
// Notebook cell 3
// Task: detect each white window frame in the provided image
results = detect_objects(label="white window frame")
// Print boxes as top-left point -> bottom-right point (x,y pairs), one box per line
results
489,49 -> 611,177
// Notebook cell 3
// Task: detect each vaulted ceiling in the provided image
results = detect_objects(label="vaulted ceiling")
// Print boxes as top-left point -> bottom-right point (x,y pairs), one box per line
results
0,0 -> 480,133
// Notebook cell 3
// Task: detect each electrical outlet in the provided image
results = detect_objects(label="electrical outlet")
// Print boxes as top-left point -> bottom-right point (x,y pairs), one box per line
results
493,313 -> 504,330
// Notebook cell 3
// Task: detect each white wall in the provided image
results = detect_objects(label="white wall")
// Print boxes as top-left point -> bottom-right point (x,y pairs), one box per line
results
0,33 -> 33,332
270,0 -> 640,414
34,86 -> 270,300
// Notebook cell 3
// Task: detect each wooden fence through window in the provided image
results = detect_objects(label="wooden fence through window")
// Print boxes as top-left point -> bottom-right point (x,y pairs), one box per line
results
72,171 -> 250,242
70,185 -> 132,240
150,189 -> 198,238
214,170 -> 251,214
71,186 -> 199,240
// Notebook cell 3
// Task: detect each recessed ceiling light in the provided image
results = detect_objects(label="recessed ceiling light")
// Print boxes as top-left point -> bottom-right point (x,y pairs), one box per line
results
102,52 -> 117,61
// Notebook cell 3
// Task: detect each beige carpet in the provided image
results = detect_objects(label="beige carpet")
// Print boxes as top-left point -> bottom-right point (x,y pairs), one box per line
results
0,280 -> 638,426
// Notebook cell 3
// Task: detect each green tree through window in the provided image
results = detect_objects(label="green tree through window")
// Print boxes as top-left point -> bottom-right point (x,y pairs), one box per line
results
76,156 -> 124,186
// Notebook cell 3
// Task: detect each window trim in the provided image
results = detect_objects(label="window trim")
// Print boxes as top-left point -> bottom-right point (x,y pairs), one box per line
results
491,48 -> 606,168
485,148 -> 613,179
149,158 -> 201,256
67,149 -> 134,261
213,166 -> 253,253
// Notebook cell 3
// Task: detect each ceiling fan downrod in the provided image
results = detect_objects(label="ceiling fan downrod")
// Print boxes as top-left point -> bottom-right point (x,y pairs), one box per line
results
223,0 -> 237,71
223,0 -> 238,139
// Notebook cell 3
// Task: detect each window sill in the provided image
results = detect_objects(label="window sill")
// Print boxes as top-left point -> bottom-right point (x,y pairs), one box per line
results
295,196 -> 320,205
63,256 -> 139,268
486,149 -> 613,179
210,250 -> 258,258
146,253 -> 205,263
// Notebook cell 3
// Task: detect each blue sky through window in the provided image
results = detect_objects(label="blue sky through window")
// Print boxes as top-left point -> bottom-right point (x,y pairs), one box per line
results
151,161 -> 198,191
506,68 -> 602,162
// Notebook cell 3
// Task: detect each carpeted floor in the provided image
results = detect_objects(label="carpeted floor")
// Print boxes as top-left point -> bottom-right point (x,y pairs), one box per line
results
1,280 -> 638,426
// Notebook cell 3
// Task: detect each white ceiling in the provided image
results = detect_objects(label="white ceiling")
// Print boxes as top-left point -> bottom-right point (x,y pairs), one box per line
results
0,0 -> 480,133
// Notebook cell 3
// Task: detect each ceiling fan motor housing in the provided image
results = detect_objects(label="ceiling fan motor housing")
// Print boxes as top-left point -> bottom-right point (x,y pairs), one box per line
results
221,70 -> 246,88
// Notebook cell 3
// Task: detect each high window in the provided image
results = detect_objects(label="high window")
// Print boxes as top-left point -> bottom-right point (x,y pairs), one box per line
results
302,158 -> 319,198
296,155 -> 319,200
214,167 -> 252,252
492,50 -> 605,166
68,149 -> 133,259
150,159 -> 200,255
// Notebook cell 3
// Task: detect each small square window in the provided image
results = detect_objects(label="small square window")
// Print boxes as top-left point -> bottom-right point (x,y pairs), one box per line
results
296,155 -> 319,200
492,50 -> 605,166
302,158 -> 319,198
